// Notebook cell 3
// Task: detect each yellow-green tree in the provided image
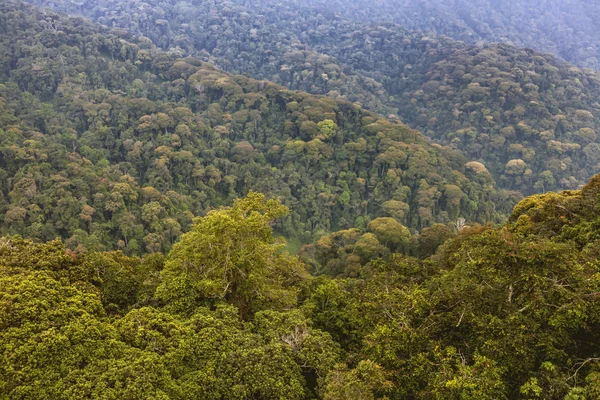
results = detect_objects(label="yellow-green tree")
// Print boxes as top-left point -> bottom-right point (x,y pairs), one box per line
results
368,217 -> 411,253
156,192 -> 309,317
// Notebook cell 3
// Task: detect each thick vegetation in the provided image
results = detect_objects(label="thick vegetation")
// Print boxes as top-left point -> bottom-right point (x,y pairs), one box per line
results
3,176 -> 600,399
29,0 -> 600,194
3,1 -> 600,398
0,0 -> 512,254
295,0 -> 600,70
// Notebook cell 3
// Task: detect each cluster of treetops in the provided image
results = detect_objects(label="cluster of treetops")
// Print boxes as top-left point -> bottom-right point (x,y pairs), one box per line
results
0,0 -> 521,255
3,175 -> 600,399
25,0 -> 600,195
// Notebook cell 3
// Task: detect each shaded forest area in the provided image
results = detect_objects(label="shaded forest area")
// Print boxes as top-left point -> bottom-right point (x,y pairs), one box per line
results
282,0 -> 600,70
26,0 -> 600,195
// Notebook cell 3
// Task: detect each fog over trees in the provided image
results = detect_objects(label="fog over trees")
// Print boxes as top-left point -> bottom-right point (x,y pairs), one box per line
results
271,0 -> 600,70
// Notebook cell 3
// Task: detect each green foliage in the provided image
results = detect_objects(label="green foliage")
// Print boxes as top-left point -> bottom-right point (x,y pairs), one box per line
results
4,0 -> 600,397
253,309 -> 341,393
422,348 -> 507,399
323,360 -> 392,400
367,217 -> 411,253
416,224 -> 455,258
3,177 -> 600,397
156,192 -> 308,318
34,0 -> 600,195
0,0 -> 514,254
0,268 -> 124,398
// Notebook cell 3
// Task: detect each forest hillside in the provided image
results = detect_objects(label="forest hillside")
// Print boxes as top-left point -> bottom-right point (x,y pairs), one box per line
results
0,0 -> 514,254
25,0 -> 600,194
281,0 -> 600,70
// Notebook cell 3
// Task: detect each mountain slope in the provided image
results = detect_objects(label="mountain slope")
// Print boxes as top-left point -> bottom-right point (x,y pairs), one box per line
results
26,0 -> 600,194
0,0 -> 511,253
273,0 -> 600,70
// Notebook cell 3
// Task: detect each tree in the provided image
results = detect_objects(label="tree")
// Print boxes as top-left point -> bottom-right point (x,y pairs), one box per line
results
323,360 -> 392,400
0,268 -> 122,398
416,223 -> 454,258
368,217 -> 411,253
425,349 -> 507,400
317,119 -> 339,140
156,192 -> 309,317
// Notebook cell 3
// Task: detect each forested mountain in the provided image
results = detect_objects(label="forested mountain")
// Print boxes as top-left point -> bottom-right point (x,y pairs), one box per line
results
0,0 -> 513,254
283,0 -> 600,70
27,0 -> 600,195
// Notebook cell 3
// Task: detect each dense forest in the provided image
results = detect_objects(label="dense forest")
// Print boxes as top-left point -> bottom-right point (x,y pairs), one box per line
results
3,174 -> 600,398
26,0 -> 600,194
3,0 -> 600,398
283,0 -> 600,70
29,0 -> 600,71
0,0 -> 515,254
